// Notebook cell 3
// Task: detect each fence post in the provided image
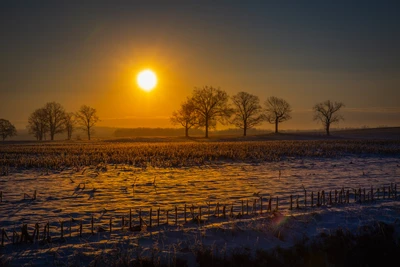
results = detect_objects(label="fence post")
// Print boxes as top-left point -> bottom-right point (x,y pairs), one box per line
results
157,208 -> 160,226
91,216 -> 94,235
268,197 -> 272,212
275,197 -> 278,211
175,206 -> 178,225
60,221 -> 64,239
110,217 -> 112,233
304,190 -> 307,207
184,204 -> 187,223
290,195 -> 293,210
129,208 -> 132,230
311,192 -> 314,207
149,208 -> 152,228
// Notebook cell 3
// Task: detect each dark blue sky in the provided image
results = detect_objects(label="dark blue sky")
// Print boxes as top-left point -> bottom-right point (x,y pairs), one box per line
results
1,1 -> 399,129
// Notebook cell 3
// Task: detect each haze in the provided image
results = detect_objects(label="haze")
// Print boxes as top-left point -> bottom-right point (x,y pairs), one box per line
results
1,1 -> 399,131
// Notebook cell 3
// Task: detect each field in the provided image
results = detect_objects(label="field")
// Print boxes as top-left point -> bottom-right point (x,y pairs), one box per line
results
1,134 -> 400,266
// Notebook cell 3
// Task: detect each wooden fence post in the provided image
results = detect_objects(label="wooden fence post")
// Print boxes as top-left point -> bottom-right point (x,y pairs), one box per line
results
157,208 -> 160,226
91,216 -> 94,235
304,190 -> 307,207
175,206 -> 178,225
139,209 -> 142,228
311,192 -> 314,207
129,208 -> 132,230
149,208 -> 152,228
184,204 -> 187,223
110,217 -> 112,233
290,195 -> 293,210
60,221 -> 64,239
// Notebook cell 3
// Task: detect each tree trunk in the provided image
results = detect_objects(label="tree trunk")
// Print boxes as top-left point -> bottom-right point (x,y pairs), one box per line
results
275,119 -> 279,133
243,127 -> 247,137
205,119 -> 209,138
87,127 -> 91,140
326,124 -> 330,136
185,127 -> 189,137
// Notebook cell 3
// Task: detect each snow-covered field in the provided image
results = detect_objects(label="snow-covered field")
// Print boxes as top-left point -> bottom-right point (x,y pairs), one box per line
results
1,141 -> 400,266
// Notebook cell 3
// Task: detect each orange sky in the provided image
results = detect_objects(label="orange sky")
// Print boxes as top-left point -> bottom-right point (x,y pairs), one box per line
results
1,2 -> 399,131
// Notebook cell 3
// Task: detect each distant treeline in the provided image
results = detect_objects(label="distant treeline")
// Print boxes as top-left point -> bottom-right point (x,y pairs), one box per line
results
113,127 -> 272,137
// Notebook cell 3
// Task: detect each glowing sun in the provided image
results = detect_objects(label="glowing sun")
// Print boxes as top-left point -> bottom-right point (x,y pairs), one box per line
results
137,69 -> 157,91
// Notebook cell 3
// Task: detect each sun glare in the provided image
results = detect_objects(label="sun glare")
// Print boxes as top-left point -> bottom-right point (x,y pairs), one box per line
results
137,69 -> 157,91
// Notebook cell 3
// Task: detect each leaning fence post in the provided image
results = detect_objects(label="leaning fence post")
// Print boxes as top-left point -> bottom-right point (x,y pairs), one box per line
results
79,220 -> 82,237
157,208 -> 160,226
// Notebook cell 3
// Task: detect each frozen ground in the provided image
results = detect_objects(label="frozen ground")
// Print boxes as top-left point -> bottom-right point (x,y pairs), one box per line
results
1,155 -> 400,266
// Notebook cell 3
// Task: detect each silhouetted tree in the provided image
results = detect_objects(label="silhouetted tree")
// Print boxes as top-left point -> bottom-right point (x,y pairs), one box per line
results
27,108 -> 49,140
231,92 -> 264,136
191,86 -> 232,138
76,105 -> 99,140
170,99 -> 199,137
264,96 -> 292,133
313,100 -> 345,136
64,112 -> 76,140
0,119 -> 17,141
43,102 -> 66,140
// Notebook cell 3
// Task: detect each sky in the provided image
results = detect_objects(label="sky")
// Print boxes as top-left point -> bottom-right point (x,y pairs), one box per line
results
0,0 -> 399,131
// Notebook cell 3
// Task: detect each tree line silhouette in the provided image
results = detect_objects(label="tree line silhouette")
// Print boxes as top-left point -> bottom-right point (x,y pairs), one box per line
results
0,87 -> 345,141
171,86 -> 344,137
24,102 -> 99,141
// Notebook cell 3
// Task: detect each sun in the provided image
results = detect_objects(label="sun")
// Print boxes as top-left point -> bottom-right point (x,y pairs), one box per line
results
137,69 -> 157,91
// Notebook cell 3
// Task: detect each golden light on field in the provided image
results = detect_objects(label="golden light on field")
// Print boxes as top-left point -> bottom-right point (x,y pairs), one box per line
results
137,69 -> 157,91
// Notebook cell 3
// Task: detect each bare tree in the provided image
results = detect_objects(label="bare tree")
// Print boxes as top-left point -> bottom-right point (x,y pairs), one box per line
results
170,99 -> 199,137
43,102 -> 66,140
313,100 -> 345,136
64,112 -> 76,140
191,86 -> 232,138
231,92 -> 264,136
0,119 -> 17,141
27,108 -> 48,141
76,105 -> 99,140
264,96 -> 292,133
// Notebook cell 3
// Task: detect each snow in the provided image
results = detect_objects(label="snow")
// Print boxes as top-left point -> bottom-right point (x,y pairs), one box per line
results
1,156 -> 400,266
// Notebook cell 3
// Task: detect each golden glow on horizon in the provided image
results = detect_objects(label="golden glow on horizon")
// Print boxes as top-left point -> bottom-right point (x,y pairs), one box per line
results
137,69 -> 157,91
